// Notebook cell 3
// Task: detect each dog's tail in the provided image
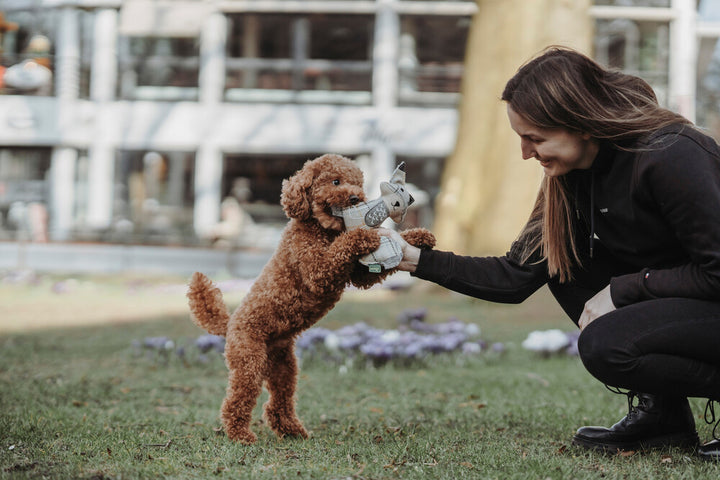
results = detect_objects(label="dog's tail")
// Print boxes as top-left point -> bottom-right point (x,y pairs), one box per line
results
187,272 -> 230,336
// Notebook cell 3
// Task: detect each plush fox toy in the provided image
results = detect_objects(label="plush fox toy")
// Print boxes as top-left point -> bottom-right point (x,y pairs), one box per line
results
332,162 -> 415,272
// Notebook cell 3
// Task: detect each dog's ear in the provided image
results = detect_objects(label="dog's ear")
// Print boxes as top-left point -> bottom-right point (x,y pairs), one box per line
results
281,162 -> 315,220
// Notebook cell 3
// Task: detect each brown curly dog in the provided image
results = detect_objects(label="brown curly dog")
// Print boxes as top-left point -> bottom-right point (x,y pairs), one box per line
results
187,154 -> 435,444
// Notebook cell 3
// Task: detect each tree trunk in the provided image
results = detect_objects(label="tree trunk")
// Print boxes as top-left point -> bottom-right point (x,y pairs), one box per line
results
433,0 -> 593,255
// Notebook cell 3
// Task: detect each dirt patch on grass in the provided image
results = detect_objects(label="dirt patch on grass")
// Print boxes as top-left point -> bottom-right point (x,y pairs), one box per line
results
0,274 -> 249,333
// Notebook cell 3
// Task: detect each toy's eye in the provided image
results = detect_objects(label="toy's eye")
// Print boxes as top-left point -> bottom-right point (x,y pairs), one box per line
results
332,179 -> 340,186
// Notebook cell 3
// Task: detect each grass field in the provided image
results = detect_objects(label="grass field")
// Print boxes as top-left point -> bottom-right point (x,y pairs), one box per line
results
1,273 -> 719,479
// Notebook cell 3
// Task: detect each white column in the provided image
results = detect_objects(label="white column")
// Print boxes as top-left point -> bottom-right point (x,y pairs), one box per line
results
91,8 -> 118,102
55,7 -> 80,100
199,12 -> 227,103
49,147 -> 77,241
86,8 -> 119,230
197,12 -> 227,237
197,11 -> 227,237
51,7 -> 80,241
371,144 -> 396,193
86,144 -> 115,229
669,0 -> 697,121
194,146 -> 223,237
372,0 -> 399,194
373,0 -> 399,109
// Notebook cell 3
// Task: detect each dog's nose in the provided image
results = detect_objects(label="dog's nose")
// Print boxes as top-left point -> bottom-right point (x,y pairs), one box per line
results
349,195 -> 360,205
408,194 -> 415,206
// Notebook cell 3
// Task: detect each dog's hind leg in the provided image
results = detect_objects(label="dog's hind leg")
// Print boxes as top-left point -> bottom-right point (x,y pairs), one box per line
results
221,336 -> 267,444
262,340 -> 308,439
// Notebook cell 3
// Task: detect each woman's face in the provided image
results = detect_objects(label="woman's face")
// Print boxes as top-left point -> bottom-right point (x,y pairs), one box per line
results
507,105 -> 599,177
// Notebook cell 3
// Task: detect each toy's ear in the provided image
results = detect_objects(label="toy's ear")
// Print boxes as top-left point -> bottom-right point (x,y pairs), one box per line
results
281,163 -> 315,220
389,161 -> 407,185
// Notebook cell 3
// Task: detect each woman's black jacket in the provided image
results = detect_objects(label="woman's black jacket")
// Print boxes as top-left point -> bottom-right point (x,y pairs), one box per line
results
413,124 -> 720,321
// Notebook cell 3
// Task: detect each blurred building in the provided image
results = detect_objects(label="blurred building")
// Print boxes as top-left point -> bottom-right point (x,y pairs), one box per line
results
0,0 -> 475,246
0,0 -> 718,248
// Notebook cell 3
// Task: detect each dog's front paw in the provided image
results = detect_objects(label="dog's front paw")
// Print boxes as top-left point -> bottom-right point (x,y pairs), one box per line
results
345,228 -> 382,255
401,227 -> 436,250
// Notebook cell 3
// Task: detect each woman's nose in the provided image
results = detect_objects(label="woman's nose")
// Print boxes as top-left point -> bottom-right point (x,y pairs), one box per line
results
520,139 -> 536,160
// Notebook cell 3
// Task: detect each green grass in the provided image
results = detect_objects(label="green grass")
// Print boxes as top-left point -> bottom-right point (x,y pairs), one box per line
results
0,276 -> 718,479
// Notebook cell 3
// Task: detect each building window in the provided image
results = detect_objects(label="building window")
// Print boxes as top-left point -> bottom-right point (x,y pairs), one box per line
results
77,10 -> 94,99
698,41 -> 720,141
118,37 -> 200,101
594,18 -> 670,107
205,153 -> 329,247
225,13 -> 373,104
398,15 -> 471,106
0,148 -> 51,240
0,9 -> 94,98
221,153 -> 310,214
0,10 -> 56,97
113,150 -> 195,244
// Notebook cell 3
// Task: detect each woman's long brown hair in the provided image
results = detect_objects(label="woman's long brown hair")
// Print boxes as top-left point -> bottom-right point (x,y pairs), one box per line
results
502,46 -> 689,282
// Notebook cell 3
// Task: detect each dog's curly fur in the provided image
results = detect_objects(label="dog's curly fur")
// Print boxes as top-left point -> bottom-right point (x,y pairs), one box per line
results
187,154 -> 435,444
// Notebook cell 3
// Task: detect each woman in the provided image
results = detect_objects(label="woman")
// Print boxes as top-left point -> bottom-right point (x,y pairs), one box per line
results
381,47 -> 720,459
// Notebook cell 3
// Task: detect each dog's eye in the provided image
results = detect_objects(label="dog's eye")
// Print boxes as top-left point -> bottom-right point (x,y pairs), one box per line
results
332,179 -> 340,186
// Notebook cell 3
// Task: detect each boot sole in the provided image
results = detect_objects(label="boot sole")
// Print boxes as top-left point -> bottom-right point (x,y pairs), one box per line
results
698,442 -> 720,461
572,431 -> 699,453
699,451 -> 720,462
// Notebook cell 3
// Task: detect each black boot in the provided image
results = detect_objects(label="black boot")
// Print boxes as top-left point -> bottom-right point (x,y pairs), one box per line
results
572,392 -> 699,452
698,400 -> 720,461
698,440 -> 720,460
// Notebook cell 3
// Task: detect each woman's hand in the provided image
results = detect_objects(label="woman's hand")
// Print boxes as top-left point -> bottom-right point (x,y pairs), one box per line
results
377,228 -> 421,272
579,285 -> 616,331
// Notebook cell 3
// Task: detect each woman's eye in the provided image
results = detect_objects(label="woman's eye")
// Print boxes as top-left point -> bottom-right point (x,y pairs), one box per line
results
332,179 -> 340,185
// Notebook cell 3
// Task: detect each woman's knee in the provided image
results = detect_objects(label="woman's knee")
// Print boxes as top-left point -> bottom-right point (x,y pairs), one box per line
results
578,326 -> 602,369
577,321 -> 624,380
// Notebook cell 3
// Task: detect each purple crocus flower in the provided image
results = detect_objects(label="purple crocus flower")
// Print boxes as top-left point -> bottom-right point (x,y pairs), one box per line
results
565,330 -> 581,356
396,308 -> 428,325
195,334 -> 225,353
143,336 -> 174,351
